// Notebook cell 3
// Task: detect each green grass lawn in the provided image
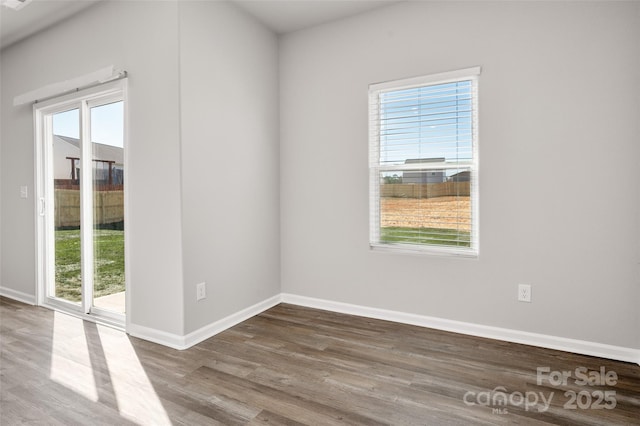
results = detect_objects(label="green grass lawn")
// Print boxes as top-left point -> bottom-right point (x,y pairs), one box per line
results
55,229 -> 125,302
380,226 -> 471,247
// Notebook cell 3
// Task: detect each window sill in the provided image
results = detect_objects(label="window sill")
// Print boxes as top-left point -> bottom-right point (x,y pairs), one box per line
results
369,243 -> 478,259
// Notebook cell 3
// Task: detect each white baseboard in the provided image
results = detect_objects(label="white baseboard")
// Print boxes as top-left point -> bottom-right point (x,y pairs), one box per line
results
127,323 -> 187,350
0,286 -> 36,305
6,285 -> 636,365
183,294 -> 281,348
281,293 -> 640,365
128,294 -> 282,350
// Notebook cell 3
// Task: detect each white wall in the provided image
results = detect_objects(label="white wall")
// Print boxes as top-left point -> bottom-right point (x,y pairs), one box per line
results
178,1 -> 280,333
280,1 -> 640,349
0,1 -> 185,335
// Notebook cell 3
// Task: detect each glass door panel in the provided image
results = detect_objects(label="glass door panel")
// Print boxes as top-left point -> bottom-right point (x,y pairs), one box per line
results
90,101 -> 125,314
51,108 -> 82,305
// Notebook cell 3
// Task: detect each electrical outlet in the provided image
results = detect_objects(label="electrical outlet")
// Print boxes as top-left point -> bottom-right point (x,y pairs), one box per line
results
196,282 -> 206,301
518,284 -> 531,302
20,186 -> 28,198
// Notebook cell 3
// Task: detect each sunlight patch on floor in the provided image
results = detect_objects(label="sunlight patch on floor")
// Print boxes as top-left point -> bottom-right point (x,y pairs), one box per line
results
97,324 -> 171,425
49,312 -> 99,401
49,311 -> 170,424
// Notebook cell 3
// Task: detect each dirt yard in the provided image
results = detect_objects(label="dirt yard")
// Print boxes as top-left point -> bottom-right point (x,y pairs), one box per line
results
381,196 -> 471,231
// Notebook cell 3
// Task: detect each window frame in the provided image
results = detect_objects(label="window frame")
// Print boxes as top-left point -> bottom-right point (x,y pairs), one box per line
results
368,67 -> 480,257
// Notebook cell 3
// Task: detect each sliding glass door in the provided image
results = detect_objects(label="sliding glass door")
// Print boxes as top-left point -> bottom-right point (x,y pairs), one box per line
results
35,80 -> 127,327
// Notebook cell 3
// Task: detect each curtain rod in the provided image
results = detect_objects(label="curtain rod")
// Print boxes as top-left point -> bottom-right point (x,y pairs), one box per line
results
13,66 -> 127,106
33,71 -> 128,104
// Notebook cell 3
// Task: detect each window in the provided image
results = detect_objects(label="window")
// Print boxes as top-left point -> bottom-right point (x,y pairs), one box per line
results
369,67 -> 480,256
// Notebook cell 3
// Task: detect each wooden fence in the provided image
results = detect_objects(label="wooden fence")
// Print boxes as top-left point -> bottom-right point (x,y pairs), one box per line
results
55,189 -> 124,228
55,179 -> 123,191
381,182 -> 470,199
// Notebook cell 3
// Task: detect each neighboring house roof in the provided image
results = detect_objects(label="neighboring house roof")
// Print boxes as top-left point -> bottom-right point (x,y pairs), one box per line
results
449,171 -> 470,182
54,135 -> 123,164
404,157 -> 445,164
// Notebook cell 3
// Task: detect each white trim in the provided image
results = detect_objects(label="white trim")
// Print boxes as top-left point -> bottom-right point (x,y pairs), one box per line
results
4,288 -> 638,364
127,323 -> 187,351
128,294 -> 282,350
122,84 -> 132,334
80,98 -> 94,314
33,104 -> 45,307
0,287 -> 36,305
377,162 -> 474,172
370,66 -> 481,92
471,71 -> 480,256
40,299 -> 124,331
370,242 -> 479,258
183,294 -> 282,348
281,293 -> 640,365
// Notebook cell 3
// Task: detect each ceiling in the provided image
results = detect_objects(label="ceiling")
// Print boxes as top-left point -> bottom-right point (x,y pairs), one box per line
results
234,0 -> 400,34
0,0 -> 100,50
1,0 -> 400,50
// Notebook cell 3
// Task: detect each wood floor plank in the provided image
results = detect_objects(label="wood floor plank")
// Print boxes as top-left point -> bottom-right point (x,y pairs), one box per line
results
1,297 -> 639,425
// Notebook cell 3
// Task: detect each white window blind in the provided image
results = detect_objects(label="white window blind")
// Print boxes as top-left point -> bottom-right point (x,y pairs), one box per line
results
369,67 -> 480,256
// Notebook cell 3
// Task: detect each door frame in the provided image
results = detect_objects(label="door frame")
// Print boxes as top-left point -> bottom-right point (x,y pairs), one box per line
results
34,78 -> 129,330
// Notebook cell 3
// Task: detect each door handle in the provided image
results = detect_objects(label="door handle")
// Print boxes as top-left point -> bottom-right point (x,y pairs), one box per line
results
39,197 -> 46,216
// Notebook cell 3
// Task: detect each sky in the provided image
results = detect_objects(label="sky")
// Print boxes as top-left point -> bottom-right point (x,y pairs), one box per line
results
52,101 -> 124,148
379,81 -> 473,167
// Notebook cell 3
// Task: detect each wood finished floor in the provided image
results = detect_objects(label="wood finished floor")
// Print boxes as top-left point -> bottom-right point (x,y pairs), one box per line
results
1,297 -> 639,425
